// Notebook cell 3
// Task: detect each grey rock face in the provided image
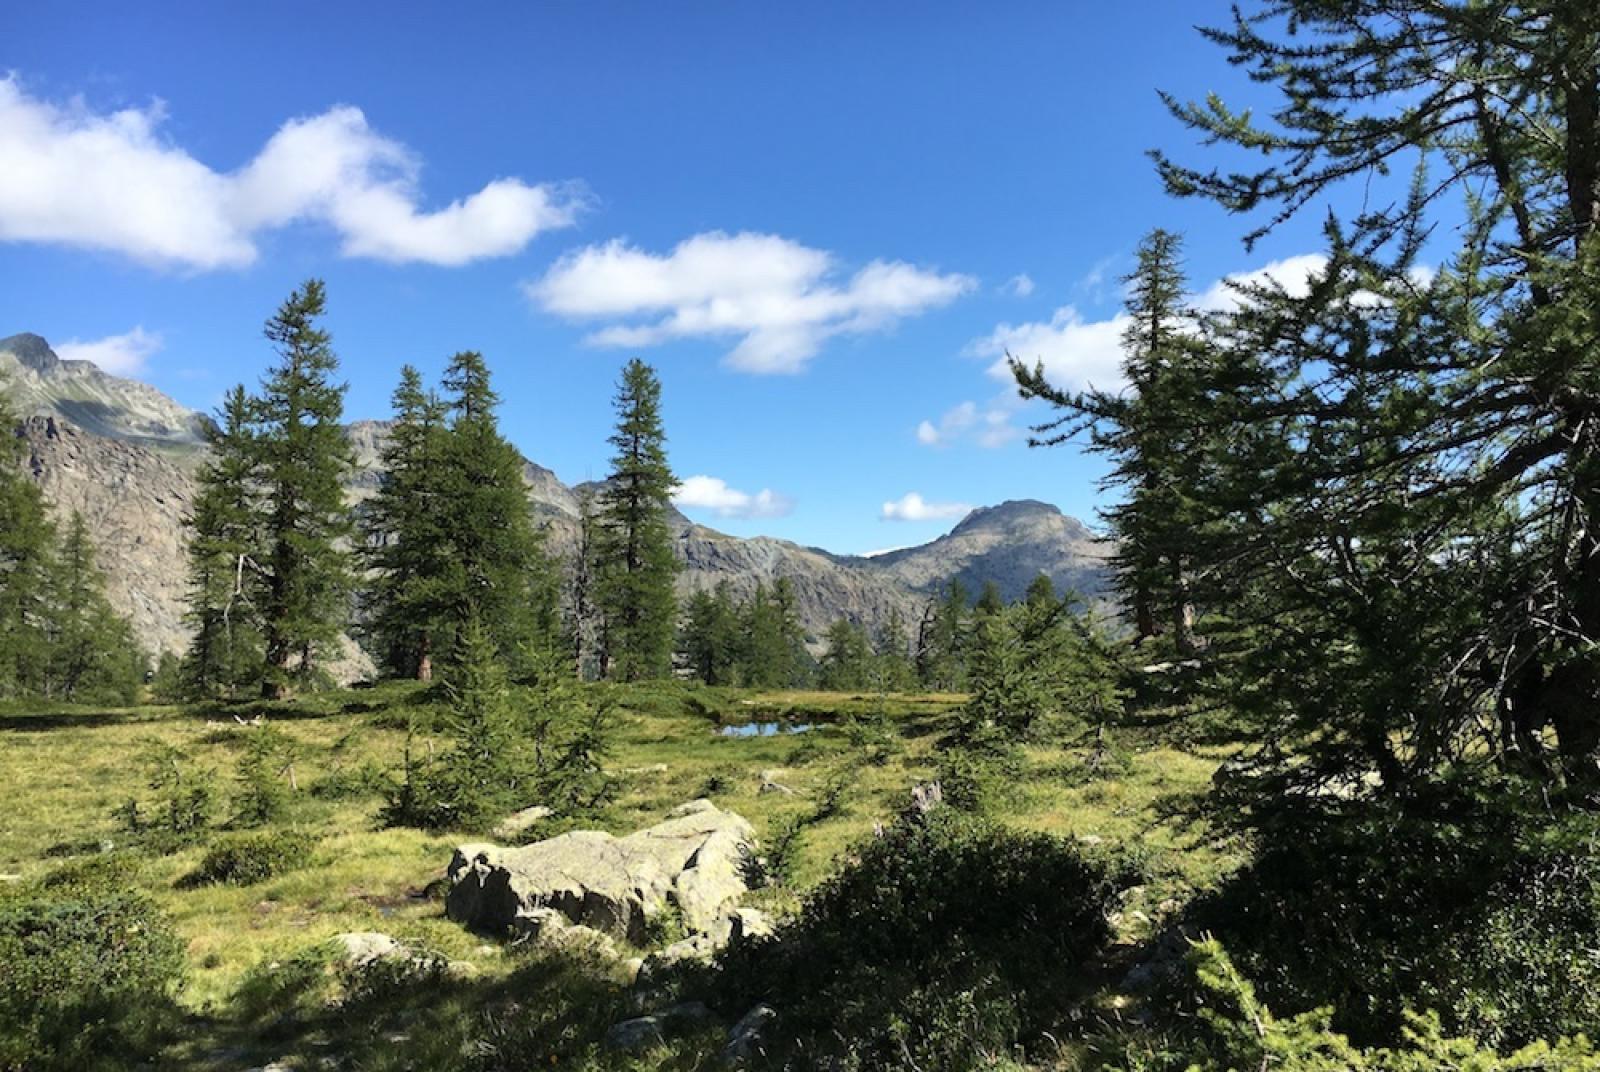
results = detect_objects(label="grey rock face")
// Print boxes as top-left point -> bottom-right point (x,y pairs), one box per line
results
446,800 -> 758,943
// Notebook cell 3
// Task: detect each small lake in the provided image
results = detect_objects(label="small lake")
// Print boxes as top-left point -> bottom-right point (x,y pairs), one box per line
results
717,721 -> 813,738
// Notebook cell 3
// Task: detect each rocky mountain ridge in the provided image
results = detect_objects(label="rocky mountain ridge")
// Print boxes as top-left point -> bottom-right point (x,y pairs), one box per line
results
3,332 -> 1111,663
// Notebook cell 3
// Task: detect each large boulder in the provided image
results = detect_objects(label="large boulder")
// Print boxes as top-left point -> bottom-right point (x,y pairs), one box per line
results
446,800 -> 757,944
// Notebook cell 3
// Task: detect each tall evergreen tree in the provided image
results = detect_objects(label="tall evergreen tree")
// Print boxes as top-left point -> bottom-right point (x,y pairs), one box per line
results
438,351 -> 556,674
595,359 -> 679,681
874,606 -> 917,692
0,381 -> 54,697
680,582 -> 740,685
254,280 -> 354,698
183,386 -> 266,697
917,579 -> 971,690
743,578 -> 809,688
820,618 -> 875,691
45,512 -> 145,703
362,366 -> 452,680
1013,228 -> 1212,652
1142,2 -> 1600,792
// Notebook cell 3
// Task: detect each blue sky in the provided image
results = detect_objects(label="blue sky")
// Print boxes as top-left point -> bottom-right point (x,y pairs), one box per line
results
2,2 -> 1336,554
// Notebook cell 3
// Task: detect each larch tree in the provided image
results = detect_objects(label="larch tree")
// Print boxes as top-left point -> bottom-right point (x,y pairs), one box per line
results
595,359 -> 679,681
1146,2 -> 1600,793
254,280 -> 354,699
362,366 -> 452,681
183,385 -> 265,697
0,380 -> 54,697
1013,228 -> 1213,654
438,350 -> 557,675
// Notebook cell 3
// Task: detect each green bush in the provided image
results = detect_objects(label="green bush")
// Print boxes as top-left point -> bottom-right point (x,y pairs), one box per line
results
1195,777 -> 1600,1047
195,828 -> 316,886
0,872 -> 184,1070
711,808 -> 1124,1069
1100,939 -> 1600,1072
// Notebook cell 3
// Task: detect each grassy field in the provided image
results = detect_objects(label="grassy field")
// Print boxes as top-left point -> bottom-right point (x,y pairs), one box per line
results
0,681 -> 1242,1068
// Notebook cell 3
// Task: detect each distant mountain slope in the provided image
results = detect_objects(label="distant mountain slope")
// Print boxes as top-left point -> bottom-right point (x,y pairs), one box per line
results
0,333 -> 211,452
5,332 -> 1110,664
847,499 -> 1113,605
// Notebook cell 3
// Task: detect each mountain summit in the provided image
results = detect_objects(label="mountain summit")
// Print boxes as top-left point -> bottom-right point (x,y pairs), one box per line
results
0,332 -> 211,450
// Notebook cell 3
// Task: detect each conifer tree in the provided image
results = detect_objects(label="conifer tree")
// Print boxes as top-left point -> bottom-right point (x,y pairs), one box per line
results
743,579 -> 809,687
595,359 -> 679,681
820,618 -> 875,691
1013,228 -> 1211,653
1139,3 -> 1600,791
46,512 -> 145,703
183,386 -> 266,697
439,351 -> 557,674
254,280 -> 353,698
680,583 -> 740,685
363,366 -> 451,681
0,381 -> 54,697
874,606 -> 917,692
917,579 -> 970,690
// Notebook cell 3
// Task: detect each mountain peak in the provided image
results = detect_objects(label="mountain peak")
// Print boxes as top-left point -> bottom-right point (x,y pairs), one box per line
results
951,499 -> 1065,534
0,333 -> 61,373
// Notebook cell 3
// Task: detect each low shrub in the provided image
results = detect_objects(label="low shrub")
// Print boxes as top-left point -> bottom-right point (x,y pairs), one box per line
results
195,828 -> 317,886
711,807 -> 1125,1069
0,869 -> 184,1070
1195,775 -> 1600,1047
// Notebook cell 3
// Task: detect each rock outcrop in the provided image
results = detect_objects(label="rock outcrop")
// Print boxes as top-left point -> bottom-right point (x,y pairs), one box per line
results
446,800 -> 757,944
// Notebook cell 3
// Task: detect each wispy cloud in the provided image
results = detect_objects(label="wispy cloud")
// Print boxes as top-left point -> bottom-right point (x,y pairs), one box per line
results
54,326 -> 163,375
1002,273 -> 1035,297
916,397 -> 1019,449
673,474 -> 795,520
0,76 -> 583,270
528,231 -> 976,374
881,492 -> 971,522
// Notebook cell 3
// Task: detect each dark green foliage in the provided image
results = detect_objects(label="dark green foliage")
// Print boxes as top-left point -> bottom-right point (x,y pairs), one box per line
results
386,621 -> 616,830
679,579 -> 812,688
712,809 -> 1121,1069
1106,940 -> 1600,1072
1137,3 -> 1600,793
0,867 -> 184,1071
362,365 -> 452,681
1195,779 -> 1600,1047
916,579 -> 970,690
596,358 -> 679,681
255,279 -> 355,698
1016,230 -> 1210,652
818,618 -> 875,691
678,583 -> 741,685
364,354 -> 558,682
232,725 -> 300,826
38,512 -> 146,703
148,650 -> 182,703
194,828 -> 316,886
0,380 -> 54,700
182,385 -> 267,697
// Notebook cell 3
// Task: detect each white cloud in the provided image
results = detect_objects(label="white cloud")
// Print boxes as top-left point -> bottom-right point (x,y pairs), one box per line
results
0,77 -> 582,270
1003,273 -> 1035,297
881,492 -> 972,522
528,231 -> 976,373
971,254 -> 1346,396
916,398 -> 1018,449
1195,253 -> 1328,311
673,474 -> 795,520
54,326 -> 162,375
860,545 -> 911,558
970,305 -> 1131,393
